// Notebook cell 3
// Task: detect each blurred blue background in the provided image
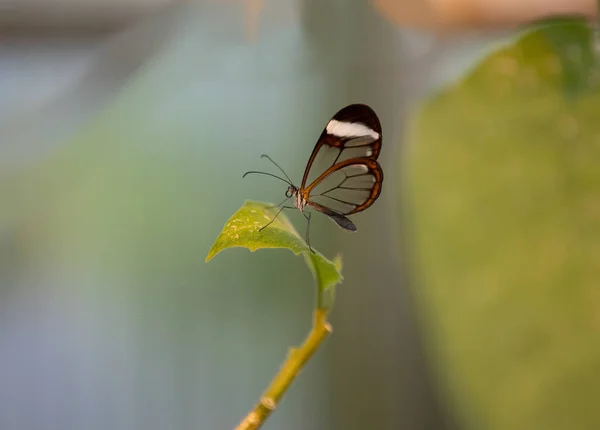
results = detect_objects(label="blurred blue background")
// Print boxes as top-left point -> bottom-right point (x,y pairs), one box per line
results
0,1 -> 502,429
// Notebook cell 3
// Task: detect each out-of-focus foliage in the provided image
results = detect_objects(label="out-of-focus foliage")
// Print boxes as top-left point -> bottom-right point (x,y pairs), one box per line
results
0,6 -> 355,429
403,19 -> 600,430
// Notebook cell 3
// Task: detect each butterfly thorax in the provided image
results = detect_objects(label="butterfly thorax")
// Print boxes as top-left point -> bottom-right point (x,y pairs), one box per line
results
287,185 -> 307,212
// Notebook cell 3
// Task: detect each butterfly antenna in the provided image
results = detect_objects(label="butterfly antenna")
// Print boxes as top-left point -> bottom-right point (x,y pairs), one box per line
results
260,154 -> 294,184
242,170 -> 292,185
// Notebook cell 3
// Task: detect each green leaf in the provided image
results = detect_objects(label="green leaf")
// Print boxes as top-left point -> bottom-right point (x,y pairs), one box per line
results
403,18 -> 600,430
539,18 -> 600,96
206,201 -> 343,301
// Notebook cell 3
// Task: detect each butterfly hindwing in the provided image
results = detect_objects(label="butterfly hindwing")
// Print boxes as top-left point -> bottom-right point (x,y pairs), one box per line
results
307,201 -> 358,232
304,158 -> 383,217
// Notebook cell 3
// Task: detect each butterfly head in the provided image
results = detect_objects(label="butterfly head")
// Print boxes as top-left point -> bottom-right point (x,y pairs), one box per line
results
285,185 -> 297,199
286,185 -> 306,211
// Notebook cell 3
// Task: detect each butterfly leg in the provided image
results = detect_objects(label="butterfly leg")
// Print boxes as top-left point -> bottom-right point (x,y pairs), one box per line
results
259,206 -> 294,232
303,211 -> 314,253
265,196 -> 290,210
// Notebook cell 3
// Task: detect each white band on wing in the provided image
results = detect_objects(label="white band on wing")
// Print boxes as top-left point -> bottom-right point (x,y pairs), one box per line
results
326,119 -> 380,140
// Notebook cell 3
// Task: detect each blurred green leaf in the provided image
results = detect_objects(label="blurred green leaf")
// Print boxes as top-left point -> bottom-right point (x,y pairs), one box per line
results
539,19 -> 600,96
206,201 -> 342,300
403,18 -> 600,430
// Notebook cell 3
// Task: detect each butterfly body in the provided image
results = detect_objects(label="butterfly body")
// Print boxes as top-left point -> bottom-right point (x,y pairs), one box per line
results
287,184 -> 357,233
244,104 -> 384,251
286,185 -> 306,212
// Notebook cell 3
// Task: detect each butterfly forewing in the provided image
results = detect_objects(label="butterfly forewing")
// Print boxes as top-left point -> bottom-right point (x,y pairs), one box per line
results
301,104 -> 382,188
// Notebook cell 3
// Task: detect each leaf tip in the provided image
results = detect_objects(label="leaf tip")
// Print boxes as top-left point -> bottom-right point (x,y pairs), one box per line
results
205,245 -> 219,263
333,254 -> 343,272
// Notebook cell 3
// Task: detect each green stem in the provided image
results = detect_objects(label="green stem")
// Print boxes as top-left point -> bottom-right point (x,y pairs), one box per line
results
235,308 -> 332,430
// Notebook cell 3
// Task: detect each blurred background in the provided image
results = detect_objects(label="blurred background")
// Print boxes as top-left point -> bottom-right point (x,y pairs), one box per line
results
0,1 -> 513,429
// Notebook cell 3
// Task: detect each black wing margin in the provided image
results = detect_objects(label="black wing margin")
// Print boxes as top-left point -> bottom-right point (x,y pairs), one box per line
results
301,104 -> 382,188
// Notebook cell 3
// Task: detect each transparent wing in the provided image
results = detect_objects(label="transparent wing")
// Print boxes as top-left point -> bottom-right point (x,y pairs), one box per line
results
305,158 -> 383,216
301,104 -> 382,188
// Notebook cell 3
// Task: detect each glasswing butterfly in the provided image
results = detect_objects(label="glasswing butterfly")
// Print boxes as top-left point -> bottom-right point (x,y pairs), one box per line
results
243,104 -> 383,252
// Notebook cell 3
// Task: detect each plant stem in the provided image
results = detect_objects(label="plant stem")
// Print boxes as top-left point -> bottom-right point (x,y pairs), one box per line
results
235,308 -> 332,430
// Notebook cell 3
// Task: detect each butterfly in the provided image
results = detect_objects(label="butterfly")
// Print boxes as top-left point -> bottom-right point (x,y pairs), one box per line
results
243,104 -> 383,252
